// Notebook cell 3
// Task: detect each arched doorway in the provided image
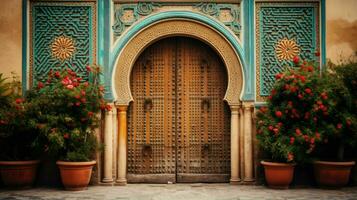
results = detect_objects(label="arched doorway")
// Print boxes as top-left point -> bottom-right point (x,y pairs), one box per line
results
127,37 -> 230,183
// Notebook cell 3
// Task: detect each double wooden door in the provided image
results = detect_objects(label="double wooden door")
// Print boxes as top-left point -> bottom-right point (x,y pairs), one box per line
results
128,37 -> 230,183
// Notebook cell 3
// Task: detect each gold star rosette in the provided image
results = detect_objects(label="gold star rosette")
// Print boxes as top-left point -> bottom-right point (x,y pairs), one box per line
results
51,36 -> 75,61
275,38 -> 300,61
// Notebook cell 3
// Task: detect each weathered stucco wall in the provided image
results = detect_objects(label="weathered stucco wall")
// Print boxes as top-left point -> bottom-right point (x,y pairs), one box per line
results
0,0 -> 22,79
0,0 -> 356,81
326,0 -> 357,63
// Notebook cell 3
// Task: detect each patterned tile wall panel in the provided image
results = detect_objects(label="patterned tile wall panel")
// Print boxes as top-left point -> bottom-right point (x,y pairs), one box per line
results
256,3 -> 319,101
112,2 -> 241,41
30,2 -> 96,84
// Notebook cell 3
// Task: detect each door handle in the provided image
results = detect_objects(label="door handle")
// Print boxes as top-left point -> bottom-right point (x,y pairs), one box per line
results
202,143 -> 210,152
142,144 -> 152,156
201,97 -> 210,110
144,98 -> 153,111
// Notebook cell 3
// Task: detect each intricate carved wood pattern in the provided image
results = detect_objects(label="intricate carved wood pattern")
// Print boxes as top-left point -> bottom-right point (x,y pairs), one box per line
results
128,37 -> 230,183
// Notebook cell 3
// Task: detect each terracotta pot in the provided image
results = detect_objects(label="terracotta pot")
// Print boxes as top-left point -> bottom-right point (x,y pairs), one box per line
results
261,161 -> 296,189
313,160 -> 355,188
56,160 -> 96,191
0,160 -> 40,188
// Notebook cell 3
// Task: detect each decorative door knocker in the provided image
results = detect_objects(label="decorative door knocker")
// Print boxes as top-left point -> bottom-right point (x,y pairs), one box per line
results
142,144 -> 152,157
201,97 -> 210,111
144,98 -> 153,111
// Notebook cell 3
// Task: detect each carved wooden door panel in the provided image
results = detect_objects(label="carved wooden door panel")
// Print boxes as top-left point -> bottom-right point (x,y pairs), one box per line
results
176,38 -> 230,182
128,37 -> 230,183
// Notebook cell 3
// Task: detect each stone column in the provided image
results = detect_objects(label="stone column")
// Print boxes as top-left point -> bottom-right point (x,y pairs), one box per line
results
102,104 -> 114,183
243,103 -> 254,182
230,105 -> 240,184
239,107 -> 245,180
116,105 -> 128,185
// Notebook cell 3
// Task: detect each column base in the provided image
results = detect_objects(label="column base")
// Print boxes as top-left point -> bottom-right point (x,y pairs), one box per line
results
243,178 -> 255,183
99,182 -> 114,186
230,178 -> 241,185
115,179 -> 127,186
102,178 -> 114,183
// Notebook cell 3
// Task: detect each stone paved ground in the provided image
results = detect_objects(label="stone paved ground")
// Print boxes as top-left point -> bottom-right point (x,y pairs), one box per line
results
0,184 -> 357,200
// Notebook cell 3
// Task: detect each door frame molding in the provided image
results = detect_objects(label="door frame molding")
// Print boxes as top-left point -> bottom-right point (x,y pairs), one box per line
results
103,12 -> 255,185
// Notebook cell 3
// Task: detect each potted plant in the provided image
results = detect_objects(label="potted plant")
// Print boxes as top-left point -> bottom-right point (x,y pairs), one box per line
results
26,66 -> 110,190
256,56 -> 327,189
312,60 -> 357,188
0,73 -> 42,188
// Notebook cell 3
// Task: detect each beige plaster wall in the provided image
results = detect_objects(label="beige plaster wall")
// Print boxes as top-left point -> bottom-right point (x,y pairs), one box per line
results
0,0 -> 22,80
326,0 -> 357,63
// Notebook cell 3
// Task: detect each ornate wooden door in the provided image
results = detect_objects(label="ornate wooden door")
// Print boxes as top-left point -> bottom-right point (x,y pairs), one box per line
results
128,37 -> 230,183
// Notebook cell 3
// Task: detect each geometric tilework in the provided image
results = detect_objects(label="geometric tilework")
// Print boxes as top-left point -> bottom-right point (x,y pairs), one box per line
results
31,3 -> 95,84
256,3 -> 319,98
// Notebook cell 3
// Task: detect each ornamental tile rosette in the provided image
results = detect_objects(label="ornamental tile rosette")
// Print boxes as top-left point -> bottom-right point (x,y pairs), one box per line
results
51,36 -> 76,61
275,38 -> 300,61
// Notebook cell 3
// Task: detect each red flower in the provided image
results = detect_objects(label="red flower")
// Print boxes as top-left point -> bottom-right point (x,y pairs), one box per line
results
99,86 -> 105,92
66,85 -> 74,90
284,84 -> 290,90
315,132 -> 321,140
87,111 -> 94,117
287,152 -> 294,162
310,137 -> 315,144
259,106 -> 268,113
337,123 -> 343,129
275,73 -> 283,80
315,51 -> 320,57
320,92 -> 328,100
290,86 -> 297,93
298,94 -> 304,99
83,82 -> 89,87
75,102 -> 81,106
55,71 -> 60,78
63,133 -> 69,139
268,125 -> 274,131
290,137 -> 295,144
81,90 -> 86,96
273,128 -> 279,135
307,66 -> 314,72
75,95 -> 81,99
299,76 -> 306,83
293,56 -> 300,64
62,77 -> 72,85
275,111 -> 283,118
304,88 -> 312,94
15,98 -> 23,104
295,128 -> 302,136
105,104 -> 112,111
80,98 -> 86,103
38,81 -> 44,89
86,65 -> 91,72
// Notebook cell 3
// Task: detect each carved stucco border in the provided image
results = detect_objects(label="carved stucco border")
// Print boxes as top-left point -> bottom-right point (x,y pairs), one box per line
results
113,19 -> 243,106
